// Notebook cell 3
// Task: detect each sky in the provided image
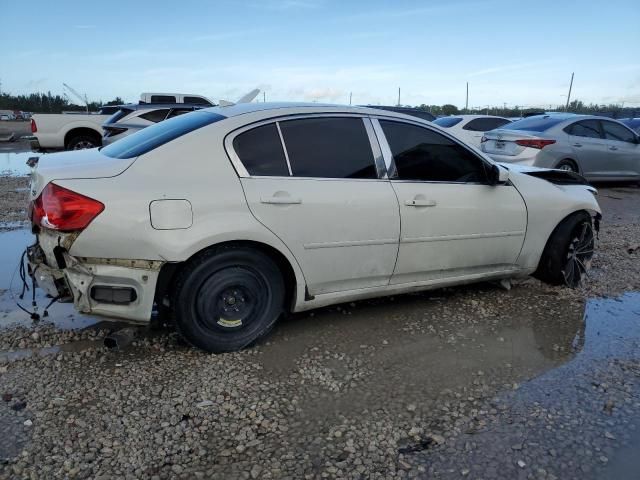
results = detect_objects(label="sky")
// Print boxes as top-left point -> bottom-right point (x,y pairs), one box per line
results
2,0 -> 639,109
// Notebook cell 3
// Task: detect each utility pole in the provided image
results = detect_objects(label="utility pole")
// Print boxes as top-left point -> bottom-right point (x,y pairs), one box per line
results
397,87 -> 401,106
565,72 -> 574,111
349,92 -> 352,106
465,82 -> 469,112
263,91 -> 266,102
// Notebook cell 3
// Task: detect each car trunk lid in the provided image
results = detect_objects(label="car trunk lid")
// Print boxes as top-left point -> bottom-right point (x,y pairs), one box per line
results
27,148 -> 136,200
481,129 -> 542,156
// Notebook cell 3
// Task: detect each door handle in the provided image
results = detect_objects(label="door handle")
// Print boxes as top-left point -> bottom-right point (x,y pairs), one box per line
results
405,199 -> 437,207
572,143 -> 582,147
260,195 -> 302,205
608,146 -> 618,151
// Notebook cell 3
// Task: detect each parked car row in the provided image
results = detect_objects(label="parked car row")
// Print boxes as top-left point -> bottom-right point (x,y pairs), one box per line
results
480,114 -> 640,182
26,102 -> 601,352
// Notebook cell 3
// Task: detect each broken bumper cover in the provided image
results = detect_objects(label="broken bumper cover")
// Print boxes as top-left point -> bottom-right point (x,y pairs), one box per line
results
27,241 -> 161,324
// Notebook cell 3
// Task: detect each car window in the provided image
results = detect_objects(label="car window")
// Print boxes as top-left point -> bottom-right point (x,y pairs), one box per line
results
233,123 -> 290,176
463,117 -> 510,132
501,116 -> 567,132
184,96 -> 212,106
380,120 -> 488,183
567,120 -> 602,139
166,108 -> 193,119
433,117 -> 463,128
279,117 -> 377,179
105,108 -> 134,125
139,109 -> 170,123
150,95 -> 176,103
102,111 -> 226,159
601,121 -> 636,143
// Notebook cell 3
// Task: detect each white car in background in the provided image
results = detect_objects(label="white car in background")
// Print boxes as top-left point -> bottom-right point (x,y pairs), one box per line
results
433,115 -> 511,148
26,103 -> 600,353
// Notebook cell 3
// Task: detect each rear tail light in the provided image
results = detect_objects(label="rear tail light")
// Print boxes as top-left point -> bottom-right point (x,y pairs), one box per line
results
515,139 -> 556,149
31,119 -> 37,133
31,183 -> 104,231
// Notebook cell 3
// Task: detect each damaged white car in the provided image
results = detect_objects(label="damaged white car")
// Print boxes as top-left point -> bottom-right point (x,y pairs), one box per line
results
25,103 -> 601,352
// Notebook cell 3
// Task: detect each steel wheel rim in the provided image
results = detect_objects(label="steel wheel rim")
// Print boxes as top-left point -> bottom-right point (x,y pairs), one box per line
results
194,267 -> 267,333
73,140 -> 95,150
562,220 -> 594,287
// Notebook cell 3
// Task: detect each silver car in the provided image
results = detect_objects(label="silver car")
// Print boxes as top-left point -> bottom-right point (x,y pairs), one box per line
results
481,114 -> 640,182
102,104 -> 203,145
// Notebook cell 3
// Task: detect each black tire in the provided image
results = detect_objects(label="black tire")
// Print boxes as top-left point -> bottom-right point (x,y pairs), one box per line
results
172,247 -> 285,353
67,134 -> 100,150
555,159 -> 579,173
534,211 -> 594,287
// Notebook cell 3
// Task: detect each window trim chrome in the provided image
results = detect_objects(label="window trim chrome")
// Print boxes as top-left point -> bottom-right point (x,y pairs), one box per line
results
275,121 -> 293,175
224,113 -> 387,180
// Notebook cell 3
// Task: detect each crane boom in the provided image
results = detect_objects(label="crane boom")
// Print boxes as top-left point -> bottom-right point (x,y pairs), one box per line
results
63,83 -> 89,113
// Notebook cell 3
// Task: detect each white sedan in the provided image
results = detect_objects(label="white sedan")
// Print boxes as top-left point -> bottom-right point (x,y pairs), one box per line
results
25,103 -> 600,352
433,114 -> 511,148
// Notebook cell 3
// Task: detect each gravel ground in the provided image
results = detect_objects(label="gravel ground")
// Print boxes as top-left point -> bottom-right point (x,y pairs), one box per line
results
0,180 -> 639,479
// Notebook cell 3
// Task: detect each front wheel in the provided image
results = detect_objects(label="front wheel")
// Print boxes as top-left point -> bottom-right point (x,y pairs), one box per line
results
172,247 -> 285,353
534,212 -> 595,287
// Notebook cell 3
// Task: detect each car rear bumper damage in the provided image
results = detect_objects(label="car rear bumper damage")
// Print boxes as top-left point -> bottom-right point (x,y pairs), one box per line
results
26,229 -> 161,324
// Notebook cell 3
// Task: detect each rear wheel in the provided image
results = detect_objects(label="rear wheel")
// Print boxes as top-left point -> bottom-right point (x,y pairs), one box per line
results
555,159 -> 579,173
172,247 -> 285,353
67,134 -> 100,150
534,212 -> 594,287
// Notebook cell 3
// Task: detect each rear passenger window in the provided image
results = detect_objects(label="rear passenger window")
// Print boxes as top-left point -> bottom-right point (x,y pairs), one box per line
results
566,120 -> 601,139
184,96 -> 212,106
140,109 -> 169,123
233,124 -> 290,176
150,95 -> 176,103
380,120 -> 488,183
279,117 -> 377,179
463,118 -> 510,131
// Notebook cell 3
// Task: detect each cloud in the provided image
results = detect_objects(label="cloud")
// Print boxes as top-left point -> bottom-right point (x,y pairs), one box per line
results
340,1 -> 493,22
298,87 -> 345,102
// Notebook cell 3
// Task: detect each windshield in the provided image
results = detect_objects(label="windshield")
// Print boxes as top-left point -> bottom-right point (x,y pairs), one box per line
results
434,117 -> 463,128
500,115 -> 568,132
101,111 -> 225,159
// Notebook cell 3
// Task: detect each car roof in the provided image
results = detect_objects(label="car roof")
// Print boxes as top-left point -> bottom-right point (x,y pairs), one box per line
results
118,103 -> 207,111
200,102 -> 434,123
436,114 -> 510,120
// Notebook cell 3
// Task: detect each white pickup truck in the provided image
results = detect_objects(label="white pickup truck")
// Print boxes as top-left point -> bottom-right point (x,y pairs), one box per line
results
29,108 -> 115,151
29,92 -> 215,151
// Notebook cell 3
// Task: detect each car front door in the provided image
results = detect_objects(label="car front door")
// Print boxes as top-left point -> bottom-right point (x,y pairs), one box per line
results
564,120 -> 608,176
230,116 -> 400,296
600,120 -> 640,178
374,118 -> 527,284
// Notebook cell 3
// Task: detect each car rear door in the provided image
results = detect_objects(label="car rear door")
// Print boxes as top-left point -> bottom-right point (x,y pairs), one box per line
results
374,118 -> 527,284
600,120 -> 640,178
230,115 -> 400,296
564,120 -> 608,175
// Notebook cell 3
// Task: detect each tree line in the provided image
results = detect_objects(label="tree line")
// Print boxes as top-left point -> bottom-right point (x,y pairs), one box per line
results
415,100 -> 638,118
0,92 -> 124,113
1,90 -> 637,118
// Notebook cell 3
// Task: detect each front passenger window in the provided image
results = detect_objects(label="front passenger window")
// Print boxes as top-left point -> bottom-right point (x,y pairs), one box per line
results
380,120 -> 488,183
602,121 -> 636,143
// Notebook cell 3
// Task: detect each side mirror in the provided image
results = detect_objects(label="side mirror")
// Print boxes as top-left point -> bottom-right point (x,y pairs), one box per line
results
489,164 -> 509,185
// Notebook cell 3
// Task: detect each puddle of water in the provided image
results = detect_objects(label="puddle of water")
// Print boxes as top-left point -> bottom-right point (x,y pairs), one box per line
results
0,228 -> 98,330
0,151 -> 41,176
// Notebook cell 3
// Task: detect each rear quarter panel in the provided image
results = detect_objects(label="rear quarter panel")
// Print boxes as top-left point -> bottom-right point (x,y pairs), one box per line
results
62,115 -> 308,304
